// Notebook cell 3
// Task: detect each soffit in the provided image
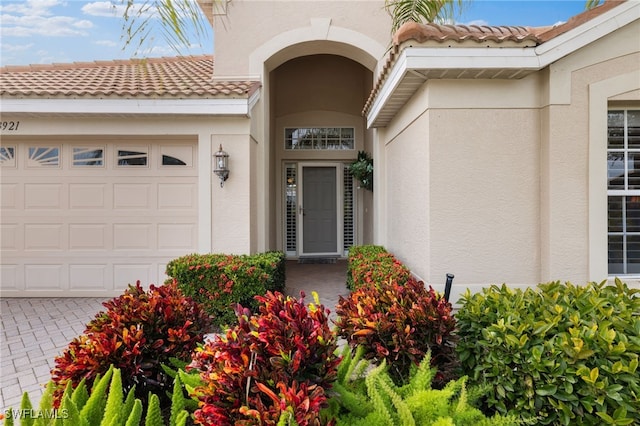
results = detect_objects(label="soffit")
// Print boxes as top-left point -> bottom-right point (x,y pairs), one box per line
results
365,0 -> 637,128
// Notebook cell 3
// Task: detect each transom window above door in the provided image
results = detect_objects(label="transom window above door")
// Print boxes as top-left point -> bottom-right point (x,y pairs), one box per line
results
285,127 -> 354,150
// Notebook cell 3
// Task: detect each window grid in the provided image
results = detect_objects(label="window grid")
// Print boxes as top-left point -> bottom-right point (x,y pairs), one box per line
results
285,127 -> 354,150
608,109 -> 640,275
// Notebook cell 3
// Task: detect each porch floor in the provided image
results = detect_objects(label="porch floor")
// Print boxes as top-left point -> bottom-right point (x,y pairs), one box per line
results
0,260 -> 349,411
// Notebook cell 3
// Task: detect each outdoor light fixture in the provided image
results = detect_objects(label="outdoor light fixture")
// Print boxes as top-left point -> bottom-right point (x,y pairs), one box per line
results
213,144 -> 229,187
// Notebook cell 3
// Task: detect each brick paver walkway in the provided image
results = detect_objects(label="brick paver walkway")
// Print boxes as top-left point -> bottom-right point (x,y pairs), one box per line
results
0,260 -> 348,411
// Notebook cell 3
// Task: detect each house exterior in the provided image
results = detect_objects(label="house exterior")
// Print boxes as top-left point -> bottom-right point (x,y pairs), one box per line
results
1,0 -> 639,301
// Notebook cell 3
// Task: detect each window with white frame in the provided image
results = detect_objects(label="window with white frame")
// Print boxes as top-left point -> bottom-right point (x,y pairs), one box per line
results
607,109 -> 640,275
285,127 -> 354,150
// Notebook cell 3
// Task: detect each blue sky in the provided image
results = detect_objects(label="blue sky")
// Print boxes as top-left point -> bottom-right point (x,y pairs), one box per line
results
0,0 -> 591,67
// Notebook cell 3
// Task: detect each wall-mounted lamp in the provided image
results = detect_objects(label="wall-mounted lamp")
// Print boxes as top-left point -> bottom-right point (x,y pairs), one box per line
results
213,144 -> 229,187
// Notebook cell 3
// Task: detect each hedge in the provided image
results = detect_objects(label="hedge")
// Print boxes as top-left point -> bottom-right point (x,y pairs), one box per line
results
165,251 -> 286,329
346,245 -> 411,290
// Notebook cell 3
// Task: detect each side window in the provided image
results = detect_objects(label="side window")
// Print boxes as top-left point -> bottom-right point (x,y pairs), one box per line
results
607,109 -> 640,275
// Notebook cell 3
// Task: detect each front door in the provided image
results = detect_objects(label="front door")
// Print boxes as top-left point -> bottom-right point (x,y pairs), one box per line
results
300,165 -> 339,255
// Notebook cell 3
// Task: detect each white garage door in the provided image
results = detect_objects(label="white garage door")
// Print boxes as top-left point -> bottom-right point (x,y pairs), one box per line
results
0,139 -> 198,296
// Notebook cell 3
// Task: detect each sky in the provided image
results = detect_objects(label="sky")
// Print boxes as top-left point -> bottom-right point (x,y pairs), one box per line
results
0,0 -> 593,67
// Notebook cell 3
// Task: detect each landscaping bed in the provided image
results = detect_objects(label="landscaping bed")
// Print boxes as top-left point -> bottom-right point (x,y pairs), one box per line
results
5,247 -> 639,425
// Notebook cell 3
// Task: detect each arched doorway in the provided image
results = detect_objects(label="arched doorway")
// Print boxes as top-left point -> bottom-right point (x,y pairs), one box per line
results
270,53 -> 374,258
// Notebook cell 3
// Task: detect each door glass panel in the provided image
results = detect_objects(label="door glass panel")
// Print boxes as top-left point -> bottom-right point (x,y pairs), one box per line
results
608,234 -> 623,275
608,196 -> 623,233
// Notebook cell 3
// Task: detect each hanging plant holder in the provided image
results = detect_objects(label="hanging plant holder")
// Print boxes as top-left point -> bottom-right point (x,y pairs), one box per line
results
349,151 -> 373,191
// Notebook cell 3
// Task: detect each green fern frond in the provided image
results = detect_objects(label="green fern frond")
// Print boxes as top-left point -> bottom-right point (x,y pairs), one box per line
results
100,368 -> 123,426
376,372 -> 415,426
35,382 -> 57,426
333,382 -> 373,418
144,393 -> 164,426
60,394 -> 84,426
71,379 -> 89,410
337,345 -> 353,384
125,400 -> 143,426
80,366 -> 113,426
122,386 -> 137,423
169,375 -> 186,426
432,417 -> 455,426
365,362 -> 395,425
19,392 -> 34,426
401,350 -> 434,397
175,411 -> 189,426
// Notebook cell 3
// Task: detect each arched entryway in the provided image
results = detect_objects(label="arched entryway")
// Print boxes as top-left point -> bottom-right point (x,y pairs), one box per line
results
269,52 -> 375,258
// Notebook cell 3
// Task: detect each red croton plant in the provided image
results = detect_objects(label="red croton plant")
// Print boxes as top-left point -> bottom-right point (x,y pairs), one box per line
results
50,280 -> 211,407
335,276 -> 457,387
188,291 -> 340,426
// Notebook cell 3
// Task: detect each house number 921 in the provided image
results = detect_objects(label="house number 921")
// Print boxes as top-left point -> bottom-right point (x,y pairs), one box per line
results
1,121 -> 20,131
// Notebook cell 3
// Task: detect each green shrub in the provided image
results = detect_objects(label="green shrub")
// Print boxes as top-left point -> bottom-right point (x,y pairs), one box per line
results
455,279 -> 640,425
51,281 -> 210,410
346,245 -> 410,290
165,251 -> 286,329
4,366 -> 189,426
325,346 -> 526,425
336,276 -> 457,387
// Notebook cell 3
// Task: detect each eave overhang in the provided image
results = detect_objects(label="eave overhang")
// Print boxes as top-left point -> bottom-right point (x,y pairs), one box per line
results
0,88 -> 261,119
366,0 -> 640,128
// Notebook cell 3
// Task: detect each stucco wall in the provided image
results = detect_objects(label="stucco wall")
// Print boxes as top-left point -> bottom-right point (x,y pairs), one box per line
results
212,0 -> 389,78
377,18 -> 640,300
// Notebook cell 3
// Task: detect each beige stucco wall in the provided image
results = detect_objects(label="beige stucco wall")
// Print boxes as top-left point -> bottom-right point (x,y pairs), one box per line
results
377,18 -> 640,301
212,0 -> 390,78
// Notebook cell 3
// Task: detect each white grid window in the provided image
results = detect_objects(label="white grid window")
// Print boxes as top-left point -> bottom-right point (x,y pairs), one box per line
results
285,127 -> 354,150
608,109 -> 640,275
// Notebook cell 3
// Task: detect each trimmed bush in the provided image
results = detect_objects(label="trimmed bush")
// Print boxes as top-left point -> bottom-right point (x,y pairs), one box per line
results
455,279 -> 640,425
187,291 -> 340,426
166,251 -> 286,329
335,276 -> 457,387
51,281 -> 210,409
346,245 -> 410,290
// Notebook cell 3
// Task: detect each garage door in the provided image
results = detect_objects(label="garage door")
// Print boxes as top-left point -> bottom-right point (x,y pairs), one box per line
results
0,139 -> 198,296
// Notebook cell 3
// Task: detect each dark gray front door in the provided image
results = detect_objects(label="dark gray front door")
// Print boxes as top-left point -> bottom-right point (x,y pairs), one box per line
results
302,166 -> 337,254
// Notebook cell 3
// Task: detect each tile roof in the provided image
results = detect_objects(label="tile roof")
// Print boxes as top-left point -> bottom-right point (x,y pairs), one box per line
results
363,0 -> 629,120
392,0 -> 624,46
0,55 -> 260,99
393,22 -> 545,46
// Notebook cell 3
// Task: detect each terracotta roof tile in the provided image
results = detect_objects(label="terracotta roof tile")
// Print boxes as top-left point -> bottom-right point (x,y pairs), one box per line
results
363,0 -> 629,118
0,55 -> 260,98
393,21 -> 544,45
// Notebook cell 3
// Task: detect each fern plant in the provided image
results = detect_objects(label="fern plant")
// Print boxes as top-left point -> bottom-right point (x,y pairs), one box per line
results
325,346 -> 532,426
3,366 -> 190,426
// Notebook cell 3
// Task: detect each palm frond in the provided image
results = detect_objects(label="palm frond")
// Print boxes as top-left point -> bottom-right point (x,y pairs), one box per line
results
119,0 -> 212,57
385,0 -> 466,33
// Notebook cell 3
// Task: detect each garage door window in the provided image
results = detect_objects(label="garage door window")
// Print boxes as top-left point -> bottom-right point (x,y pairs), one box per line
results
118,147 -> 148,167
73,147 -> 104,167
28,146 -> 59,167
0,146 -> 15,167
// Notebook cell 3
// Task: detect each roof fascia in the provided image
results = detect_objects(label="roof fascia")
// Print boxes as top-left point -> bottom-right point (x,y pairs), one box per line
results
0,97 -> 254,116
366,1 -> 640,128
